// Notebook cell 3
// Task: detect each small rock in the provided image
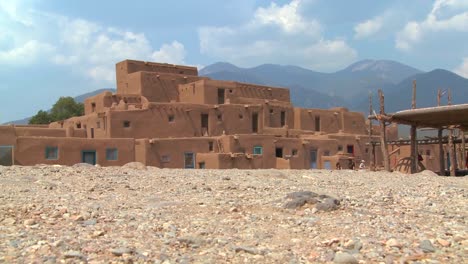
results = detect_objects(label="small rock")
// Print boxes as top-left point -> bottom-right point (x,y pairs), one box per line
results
419,240 -> 436,253
110,247 -> 133,256
2,218 -> 16,225
333,252 -> 358,264
229,207 -> 239,212
64,250 -> 86,259
233,246 -> 261,255
24,219 -> 36,226
82,219 -> 97,226
122,162 -> 146,170
437,238 -> 451,247
386,238 -> 402,248
92,230 -> 105,237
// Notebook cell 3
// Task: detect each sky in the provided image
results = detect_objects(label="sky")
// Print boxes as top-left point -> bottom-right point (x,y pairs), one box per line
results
1,0 -> 468,123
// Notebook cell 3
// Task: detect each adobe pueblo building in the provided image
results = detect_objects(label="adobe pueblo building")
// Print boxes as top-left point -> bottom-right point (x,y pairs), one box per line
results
0,60 -> 397,169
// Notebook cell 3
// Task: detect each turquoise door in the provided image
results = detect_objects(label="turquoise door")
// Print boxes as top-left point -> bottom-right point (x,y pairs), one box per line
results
82,150 -> 96,165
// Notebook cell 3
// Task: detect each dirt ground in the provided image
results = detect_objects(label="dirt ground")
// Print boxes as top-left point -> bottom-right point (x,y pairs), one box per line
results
0,164 -> 466,263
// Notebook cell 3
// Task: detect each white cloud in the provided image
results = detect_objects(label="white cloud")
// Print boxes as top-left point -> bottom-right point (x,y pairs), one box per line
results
396,0 -> 468,50
198,0 -> 356,71
0,8 -> 188,84
253,0 -> 320,35
454,57 -> 468,78
151,41 -> 186,64
0,40 -> 54,64
354,16 -> 383,39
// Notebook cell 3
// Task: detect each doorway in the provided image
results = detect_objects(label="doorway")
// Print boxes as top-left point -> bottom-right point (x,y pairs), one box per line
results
252,112 -> 258,133
201,114 -> 209,136
275,147 -> 283,158
0,146 -> 13,166
347,145 -> 354,155
310,149 -> 317,169
82,150 -> 96,165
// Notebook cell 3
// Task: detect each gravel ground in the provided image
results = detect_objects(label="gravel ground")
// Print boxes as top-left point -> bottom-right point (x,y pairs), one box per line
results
0,164 -> 466,263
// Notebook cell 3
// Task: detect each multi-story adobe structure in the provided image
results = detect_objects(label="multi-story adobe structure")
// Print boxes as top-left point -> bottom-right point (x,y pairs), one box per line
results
0,59 -> 398,169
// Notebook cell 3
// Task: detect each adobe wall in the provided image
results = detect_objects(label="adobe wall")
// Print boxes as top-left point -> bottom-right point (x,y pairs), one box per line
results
294,108 -> 342,133
124,71 -> 205,102
0,126 -> 16,146
178,79 -> 290,105
116,60 -> 198,93
84,92 -> 147,115
107,103 -> 265,139
142,137 -> 220,168
14,127 -> 66,138
15,137 -> 135,166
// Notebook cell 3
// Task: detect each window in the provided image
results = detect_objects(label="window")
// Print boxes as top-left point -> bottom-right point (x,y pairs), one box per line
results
123,121 -> 131,127
270,109 -> 274,114
239,114 -> 243,119
217,88 -> 225,104
229,89 -> 233,93
106,148 -> 118,161
315,116 -> 320,131
198,162 -> 206,169
184,152 -> 195,169
96,121 -> 100,129
217,114 -> 222,121
426,149 -> 431,156
338,145 -> 343,151
91,103 -> 96,112
292,149 -> 298,156
168,115 -> 175,122
77,123 -> 81,129
45,146 -> 58,160
208,142 -> 214,151
161,155 -> 170,163
280,111 -> 286,127
347,145 -> 354,155
275,147 -> 283,158
323,150 -> 330,156
253,146 -> 263,155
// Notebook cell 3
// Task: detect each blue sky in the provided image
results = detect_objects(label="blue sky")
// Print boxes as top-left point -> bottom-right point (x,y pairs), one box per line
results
1,0 -> 468,123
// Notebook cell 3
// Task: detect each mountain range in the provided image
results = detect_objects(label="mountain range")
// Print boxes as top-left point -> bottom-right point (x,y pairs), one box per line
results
5,59 -> 468,124
200,60 -> 468,114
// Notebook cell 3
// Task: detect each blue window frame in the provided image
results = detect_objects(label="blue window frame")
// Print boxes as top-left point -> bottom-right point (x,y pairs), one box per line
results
106,148 -> 118,161
45,146 -> 58,160
253,146 -> 263,155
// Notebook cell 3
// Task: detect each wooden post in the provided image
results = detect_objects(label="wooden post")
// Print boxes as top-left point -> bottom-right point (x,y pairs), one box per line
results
448,89 -> 456,176
369,92 -> 375,170
410,80 -> 418,173
437,89 -> 445,175
378,89 -> 390,171
462,130 -> 466,169
438,129 -> 445,175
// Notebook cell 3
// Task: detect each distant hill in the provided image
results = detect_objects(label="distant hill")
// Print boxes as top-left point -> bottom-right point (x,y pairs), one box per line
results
4,88 -> 116,125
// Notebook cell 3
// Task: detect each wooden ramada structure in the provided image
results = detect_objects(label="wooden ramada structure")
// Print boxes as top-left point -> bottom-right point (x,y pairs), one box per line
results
1,59 -> 400,169
370,84 -> 468,176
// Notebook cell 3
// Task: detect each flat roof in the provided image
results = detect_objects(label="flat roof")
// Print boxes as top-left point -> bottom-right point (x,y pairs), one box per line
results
389,104 -> 468,129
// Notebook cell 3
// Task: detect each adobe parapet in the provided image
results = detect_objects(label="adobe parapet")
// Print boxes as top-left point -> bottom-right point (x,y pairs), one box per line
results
116,59 -> 198,92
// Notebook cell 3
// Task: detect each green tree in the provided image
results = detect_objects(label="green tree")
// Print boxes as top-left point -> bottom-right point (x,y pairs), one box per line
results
28,97 -> 84,125
29,110 -> 52,124
50,97 -> 84,121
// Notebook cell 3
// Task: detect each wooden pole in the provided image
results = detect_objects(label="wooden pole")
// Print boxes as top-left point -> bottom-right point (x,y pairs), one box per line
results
378,89 -> 390,171
410,80 -> 418,173
438,129 -> 445,175
437,89 -> 445,175
369,92 -> 375,170
448,89 -> 456,176
460,130 -> 466,170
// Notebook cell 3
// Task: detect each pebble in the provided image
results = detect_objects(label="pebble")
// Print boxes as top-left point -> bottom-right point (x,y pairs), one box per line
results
23,219 -> 36,226
333,252 -> 358,264
419,240 -> 436,253
110,247 -> 133,256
